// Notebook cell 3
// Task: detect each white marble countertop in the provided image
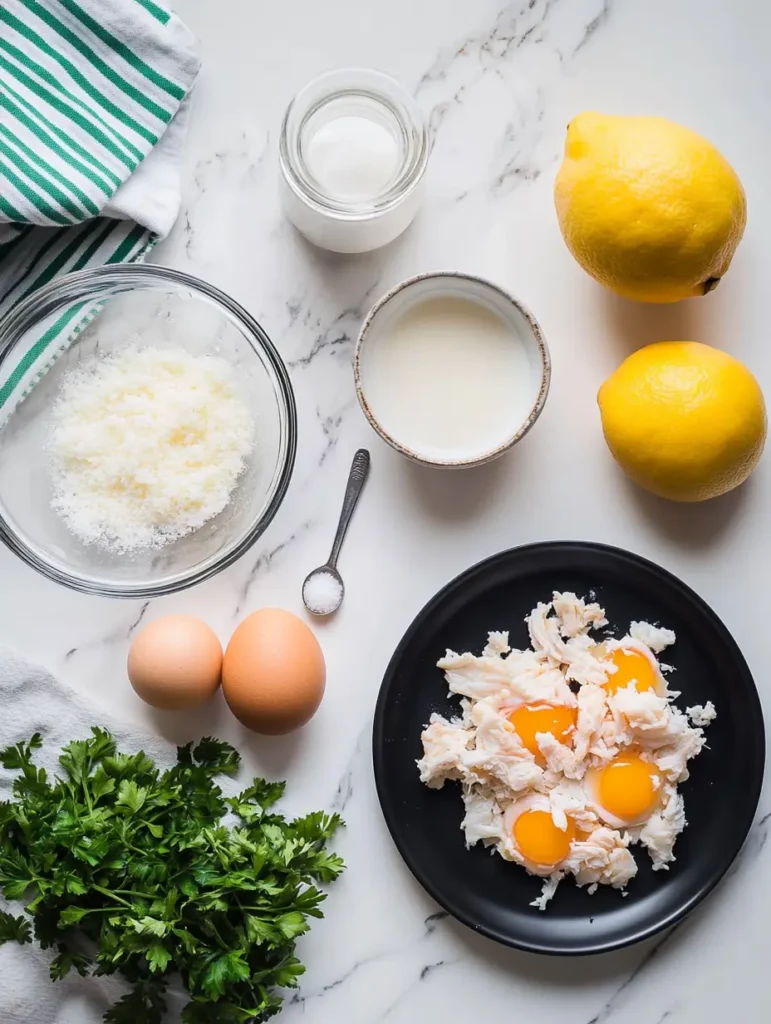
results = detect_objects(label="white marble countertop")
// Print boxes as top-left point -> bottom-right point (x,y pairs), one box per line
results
2,0 -> 771,1020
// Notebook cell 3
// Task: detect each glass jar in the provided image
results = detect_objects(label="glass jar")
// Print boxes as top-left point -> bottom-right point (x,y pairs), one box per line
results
279,68 -> 429,254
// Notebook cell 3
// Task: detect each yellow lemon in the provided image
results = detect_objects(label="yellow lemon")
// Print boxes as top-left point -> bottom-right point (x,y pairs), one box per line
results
598,342 -> 766,502
555,113 -> 747,303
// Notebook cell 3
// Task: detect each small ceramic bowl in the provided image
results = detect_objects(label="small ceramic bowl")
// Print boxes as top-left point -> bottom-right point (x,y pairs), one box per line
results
354,271 -> 551,468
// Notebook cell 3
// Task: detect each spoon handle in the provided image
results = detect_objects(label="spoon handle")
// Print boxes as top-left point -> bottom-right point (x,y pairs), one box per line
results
327,449 -> 371,569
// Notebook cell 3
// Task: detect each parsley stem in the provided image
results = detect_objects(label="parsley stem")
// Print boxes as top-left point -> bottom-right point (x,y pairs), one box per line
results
204,920 -> 228,950
110,889 -> 158,899
90,885 -> 134,908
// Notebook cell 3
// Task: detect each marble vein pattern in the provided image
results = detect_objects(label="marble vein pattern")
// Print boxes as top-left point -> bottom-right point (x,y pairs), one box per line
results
2,0 -> 771,1021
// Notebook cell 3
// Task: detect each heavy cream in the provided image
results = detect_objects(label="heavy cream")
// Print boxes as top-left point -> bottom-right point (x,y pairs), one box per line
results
357,279 -> 548,466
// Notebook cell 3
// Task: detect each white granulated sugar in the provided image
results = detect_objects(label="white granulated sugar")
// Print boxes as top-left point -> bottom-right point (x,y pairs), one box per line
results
303,571 -> 343,615
49,346 -> 255,552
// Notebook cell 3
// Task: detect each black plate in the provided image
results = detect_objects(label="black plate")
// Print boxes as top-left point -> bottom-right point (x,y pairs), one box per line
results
373,542 -> 765,955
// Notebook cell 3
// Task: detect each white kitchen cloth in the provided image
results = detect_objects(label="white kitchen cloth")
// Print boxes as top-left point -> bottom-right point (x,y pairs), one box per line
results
0,0 -> 200,425
0,645 -> 183,1022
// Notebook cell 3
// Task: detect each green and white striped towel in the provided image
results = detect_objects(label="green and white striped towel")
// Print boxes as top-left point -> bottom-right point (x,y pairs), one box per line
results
0,0 -> 200,423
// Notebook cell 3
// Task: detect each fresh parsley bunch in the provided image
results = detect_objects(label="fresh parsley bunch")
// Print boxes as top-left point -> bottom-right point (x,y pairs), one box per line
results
0,729 -> 344,1022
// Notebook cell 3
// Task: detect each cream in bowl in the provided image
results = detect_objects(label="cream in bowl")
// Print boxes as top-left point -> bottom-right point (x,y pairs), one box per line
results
354,272 -> 550,467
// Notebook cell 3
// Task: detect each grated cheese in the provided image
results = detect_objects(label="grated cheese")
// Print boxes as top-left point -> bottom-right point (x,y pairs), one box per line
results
49,346 -> 255,552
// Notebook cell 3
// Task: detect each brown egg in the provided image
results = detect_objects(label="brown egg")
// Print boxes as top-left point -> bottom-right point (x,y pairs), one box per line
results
222,608 -> 326,735
127,614 -> 223,710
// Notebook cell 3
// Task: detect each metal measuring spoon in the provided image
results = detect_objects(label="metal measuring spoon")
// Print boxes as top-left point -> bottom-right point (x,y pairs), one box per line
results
302,449 -> 371,616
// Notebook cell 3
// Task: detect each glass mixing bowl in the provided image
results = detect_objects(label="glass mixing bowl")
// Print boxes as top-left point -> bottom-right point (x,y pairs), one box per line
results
0,265 -> 297,598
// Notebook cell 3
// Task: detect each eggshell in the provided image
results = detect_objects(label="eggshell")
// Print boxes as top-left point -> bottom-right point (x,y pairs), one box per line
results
222,608 -> 326,735
128,614 -> 223,710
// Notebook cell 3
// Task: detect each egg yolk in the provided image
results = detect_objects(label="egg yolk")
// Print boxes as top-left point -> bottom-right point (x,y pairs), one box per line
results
604,648 -> 658,696
596,752 -> 661,823
508,703 -> 577,760
513,810 -> 576,868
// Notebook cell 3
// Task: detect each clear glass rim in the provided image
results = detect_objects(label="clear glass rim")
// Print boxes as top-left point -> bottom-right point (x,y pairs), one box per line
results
279,67 -> 429,221
0,264 -> 298,598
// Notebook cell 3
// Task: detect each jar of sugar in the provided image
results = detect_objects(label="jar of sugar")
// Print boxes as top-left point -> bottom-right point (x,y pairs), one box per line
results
279,69 -> 429,253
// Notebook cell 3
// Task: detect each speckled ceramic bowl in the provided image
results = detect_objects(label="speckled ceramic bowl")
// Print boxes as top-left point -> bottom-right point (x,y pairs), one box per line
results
354,271 -> 551,468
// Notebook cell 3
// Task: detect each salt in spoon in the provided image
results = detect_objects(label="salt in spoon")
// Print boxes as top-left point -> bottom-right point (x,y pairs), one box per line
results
302,449 -> 371,616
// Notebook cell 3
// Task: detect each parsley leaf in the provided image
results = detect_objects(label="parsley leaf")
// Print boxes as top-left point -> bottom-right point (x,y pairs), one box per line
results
103,978 -> 167,1024
116,779 -> 148,814
50,949 -> 91,979
0,909 -> 31,944
0,733 -> 43,770
198,949 -> 252,999
191,737 -> 241,775
0,730 -> 343,1022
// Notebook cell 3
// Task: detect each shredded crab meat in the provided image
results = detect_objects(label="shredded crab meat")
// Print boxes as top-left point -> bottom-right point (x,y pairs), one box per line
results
686,701 -> 717,727
439,645 -> 575,707
552,591 -> 608,637
483,631 -> 511,657
638,786 -> 687,869
417,591 -> 715,910
461,786 -> 505,846
417,716 -> 470,789
564,827 -> 638,889
629,621 -> 677,653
